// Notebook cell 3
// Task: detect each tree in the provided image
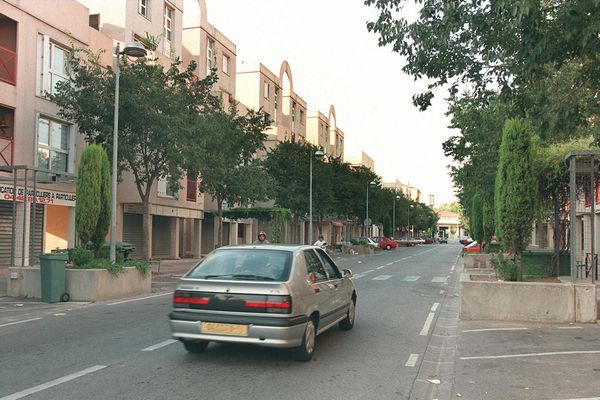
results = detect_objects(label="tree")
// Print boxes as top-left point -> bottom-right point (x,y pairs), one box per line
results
75,144 -> 103,247
190,105 -> 271,247
365,0 -> 600,121
52,44 -> 219,259
482,201 -> 495,252
90,147 -> 111,257
470,194 -> 484,246
495,118 -> 537,281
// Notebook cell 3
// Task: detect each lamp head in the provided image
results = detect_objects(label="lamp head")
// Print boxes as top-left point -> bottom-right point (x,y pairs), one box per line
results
122,41 -> 147,58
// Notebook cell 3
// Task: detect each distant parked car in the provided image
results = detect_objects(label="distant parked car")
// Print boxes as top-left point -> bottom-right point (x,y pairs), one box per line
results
438,236 -> 448,244
424,237 -> 434,244
351,236 -> 378,248
459,238 -> 473,245
413,237 -> 426,245
371,236 -> 398,250
462,241 -> 480,253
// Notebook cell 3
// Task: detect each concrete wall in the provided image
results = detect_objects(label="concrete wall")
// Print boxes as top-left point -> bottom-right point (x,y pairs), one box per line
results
459,273 -> 597,323
463,254 -> 493,269
7,267 -> 151,302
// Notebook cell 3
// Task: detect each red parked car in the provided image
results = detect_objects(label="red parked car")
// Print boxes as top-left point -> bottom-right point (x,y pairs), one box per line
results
371,236 -> 398,250
462,241 -> 481,253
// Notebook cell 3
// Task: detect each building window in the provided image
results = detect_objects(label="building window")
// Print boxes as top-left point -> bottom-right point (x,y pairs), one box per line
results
206,39 -> 215,75
222,54 -> 230,75
264,113 -> 271,126
48,42 -> 68,96
300,110 -> 305,126
291,102 -> 296,133
274,88 -> 279,123
158,176 -> 178,198
37,117 -> 70,173
139,0 -> 149,18
263,81 -> 270,99
163,4 -> 173,55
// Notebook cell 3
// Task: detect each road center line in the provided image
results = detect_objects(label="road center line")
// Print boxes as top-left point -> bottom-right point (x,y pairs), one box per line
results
405,353 -> 419,367
451,265 -> 455,271
0,365 -> 107,400
0,318 -> 42,328
462,327 -> 528,333
557,326 -> 583,330
376,266 -> 385,270
461,350 -> 600,361
363,269 -> 374,274
106,292 -> 172,306
372,275 -> 392,281
419,312 -> 436,336
142,339 -> 178,352
430,302 -> 440,312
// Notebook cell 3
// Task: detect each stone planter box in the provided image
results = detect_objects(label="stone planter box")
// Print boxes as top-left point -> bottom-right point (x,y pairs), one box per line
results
7,267 -> 151,302
459,273 -> 597,323
463,253 -> 493,269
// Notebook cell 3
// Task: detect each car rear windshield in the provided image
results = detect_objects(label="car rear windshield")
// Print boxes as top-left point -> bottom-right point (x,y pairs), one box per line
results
186,249 -> 293,282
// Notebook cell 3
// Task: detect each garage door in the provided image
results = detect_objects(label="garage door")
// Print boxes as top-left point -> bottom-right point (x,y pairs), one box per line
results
122,213 -> 143,259
0,202 -> 44,266
152,216 -> 171,257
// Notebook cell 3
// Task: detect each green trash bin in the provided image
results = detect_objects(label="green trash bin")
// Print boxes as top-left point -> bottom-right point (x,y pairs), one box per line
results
39,252 -> 70,303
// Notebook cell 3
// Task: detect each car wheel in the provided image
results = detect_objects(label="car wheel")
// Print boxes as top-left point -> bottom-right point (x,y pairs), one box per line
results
293,319 -> 316,361
339,299 -> 355,331
182,340 -> 209,354
385,244 -> 392,250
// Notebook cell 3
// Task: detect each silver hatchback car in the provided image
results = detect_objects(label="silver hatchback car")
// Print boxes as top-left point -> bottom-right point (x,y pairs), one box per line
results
169,244 -> 356,361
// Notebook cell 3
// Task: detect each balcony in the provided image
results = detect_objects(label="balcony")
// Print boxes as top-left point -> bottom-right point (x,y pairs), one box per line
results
186,178 -> 197,202
0,45 -> 16,85
0,15 -> 17,86
0,106 -> 14,166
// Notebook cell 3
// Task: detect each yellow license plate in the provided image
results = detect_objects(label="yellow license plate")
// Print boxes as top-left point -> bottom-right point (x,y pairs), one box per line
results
201,322 -> 249,336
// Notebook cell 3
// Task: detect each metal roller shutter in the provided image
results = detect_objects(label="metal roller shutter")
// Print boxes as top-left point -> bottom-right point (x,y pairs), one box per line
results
0,202 -> 44,266
122,213 -> 143,259
29,203 -> 44,264
0,202 -> 14,266
152,216 -> 171,257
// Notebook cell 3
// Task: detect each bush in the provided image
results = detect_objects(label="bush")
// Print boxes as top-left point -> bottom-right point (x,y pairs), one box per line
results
68,248 -> 94,267
71,258 -> 149,277
491,253 -> 517,281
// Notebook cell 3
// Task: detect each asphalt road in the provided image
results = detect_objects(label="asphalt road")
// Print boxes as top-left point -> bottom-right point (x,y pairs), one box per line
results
0,244 -> 462,400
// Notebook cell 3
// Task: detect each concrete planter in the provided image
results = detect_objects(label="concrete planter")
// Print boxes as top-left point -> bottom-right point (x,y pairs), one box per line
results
463,253 -> 493,269
7,267 -> 151,302
460,273 -> 597,323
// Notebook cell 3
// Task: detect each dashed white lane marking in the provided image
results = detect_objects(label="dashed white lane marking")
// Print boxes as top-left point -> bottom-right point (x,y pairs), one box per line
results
376,266 -> 385,270
142,339 -> 178,352
107,292 -> 172,306
363,269 -> 374,274
430,302 -> 440,312
462,327 -> 528,333
372,275 -> 392,281
350,274 -> 363,280
460,350 -> 600,361
419,312 -> 436,336
0,365 -> 107,400
0,317 -> 42,328
440,290 -> 446,294
432,276 -> 448,283
451,265 -> 455,271
405,354 -> 419,367
554,397 -> 600,400
386,262 -> 394,266
557,326 -> 583,330
403,275 -> 420,282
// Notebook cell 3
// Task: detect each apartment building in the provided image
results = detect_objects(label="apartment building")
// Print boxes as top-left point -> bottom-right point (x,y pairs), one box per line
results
305,105 -> 345,158
345,151 -> 375,172
383,179 -> 422,202
0,0 -> 114,266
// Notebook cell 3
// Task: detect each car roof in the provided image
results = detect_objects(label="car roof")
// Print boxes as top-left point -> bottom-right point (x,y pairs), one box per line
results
216,244 -> 318,252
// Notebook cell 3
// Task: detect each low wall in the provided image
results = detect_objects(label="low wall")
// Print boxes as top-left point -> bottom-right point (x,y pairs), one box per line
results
7,267 -> 151,302
463,254 -> 493,269
460,273 -> 597,323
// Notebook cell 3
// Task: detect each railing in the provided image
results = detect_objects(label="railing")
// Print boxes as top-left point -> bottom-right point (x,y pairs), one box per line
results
186,178 -> 197,202
0,136 -> 13,166
0,45 -> 16,86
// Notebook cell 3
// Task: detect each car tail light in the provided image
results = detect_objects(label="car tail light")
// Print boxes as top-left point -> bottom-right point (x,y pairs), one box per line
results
173,291 -> 210,308
244,295 -> 292,314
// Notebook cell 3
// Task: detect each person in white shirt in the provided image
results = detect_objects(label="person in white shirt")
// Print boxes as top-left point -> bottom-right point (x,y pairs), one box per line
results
313,235 -> 327,249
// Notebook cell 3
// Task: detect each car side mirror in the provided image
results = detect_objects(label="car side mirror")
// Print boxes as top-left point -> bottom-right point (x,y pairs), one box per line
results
342,268 -> 353,277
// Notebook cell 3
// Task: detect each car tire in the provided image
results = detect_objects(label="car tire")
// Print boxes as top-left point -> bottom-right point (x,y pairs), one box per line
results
182,340 -> 209,354
339,299 -> 355,331
385,244 -> 392,250
293,319 -> 316,361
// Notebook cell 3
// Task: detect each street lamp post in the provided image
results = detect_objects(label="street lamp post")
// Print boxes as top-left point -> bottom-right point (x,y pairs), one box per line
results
109,41 -> 147,263
309,149 -> 325,244
365,180 -> 376,237
392,195 -> 400,239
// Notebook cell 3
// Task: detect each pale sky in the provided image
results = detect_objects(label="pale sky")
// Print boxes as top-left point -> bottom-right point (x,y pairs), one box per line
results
202,0 -> 458,206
